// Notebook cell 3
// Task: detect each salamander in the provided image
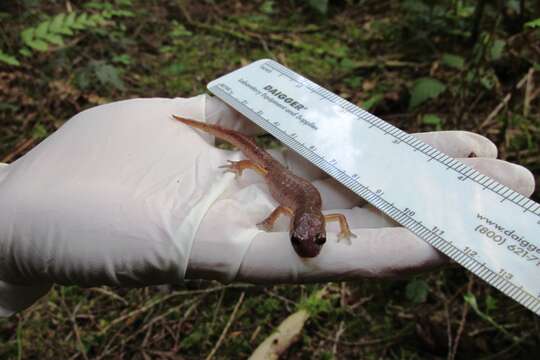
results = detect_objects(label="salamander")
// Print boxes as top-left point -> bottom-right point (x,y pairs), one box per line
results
172,115 -> 356,257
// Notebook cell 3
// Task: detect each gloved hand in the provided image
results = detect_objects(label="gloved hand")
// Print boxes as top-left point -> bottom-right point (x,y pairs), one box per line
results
0,95 -> 535,316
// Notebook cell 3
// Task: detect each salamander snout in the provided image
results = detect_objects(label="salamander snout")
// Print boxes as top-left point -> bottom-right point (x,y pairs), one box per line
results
291,212 -> 326,258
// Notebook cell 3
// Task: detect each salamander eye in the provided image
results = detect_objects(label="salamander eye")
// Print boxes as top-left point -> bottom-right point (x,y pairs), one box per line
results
315,234 -> 326,246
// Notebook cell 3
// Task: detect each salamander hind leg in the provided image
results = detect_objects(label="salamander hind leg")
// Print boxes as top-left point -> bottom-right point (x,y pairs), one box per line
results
324,213 -> 357,244
257,206 -> 293,231
219,160 -> 268,178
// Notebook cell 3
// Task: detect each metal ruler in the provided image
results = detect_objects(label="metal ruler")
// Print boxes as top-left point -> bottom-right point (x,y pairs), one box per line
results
207,59 -> 540,315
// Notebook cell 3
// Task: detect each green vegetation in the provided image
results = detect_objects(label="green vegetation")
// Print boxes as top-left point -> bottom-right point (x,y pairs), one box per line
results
1,0 -> 539,358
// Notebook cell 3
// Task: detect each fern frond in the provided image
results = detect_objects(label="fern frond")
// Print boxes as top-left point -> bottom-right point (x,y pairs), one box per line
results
0,50 -> 20,66
18,6 -> 132,59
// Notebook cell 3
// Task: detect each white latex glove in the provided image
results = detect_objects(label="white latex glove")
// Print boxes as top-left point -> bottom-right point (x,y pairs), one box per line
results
0,95 -> 535,316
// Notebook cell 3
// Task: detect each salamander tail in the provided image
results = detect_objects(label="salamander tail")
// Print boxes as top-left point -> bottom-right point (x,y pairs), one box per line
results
172,115 -> 216,132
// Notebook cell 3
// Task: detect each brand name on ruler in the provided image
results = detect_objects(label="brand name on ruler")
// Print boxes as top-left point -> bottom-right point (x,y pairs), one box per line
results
263,85 -> 306,111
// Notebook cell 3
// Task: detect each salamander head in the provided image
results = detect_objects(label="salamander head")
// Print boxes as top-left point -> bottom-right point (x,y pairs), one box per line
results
290,211 -> 326,258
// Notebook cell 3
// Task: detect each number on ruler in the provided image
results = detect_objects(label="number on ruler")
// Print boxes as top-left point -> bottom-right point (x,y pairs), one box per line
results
403,207 -> 415,217
463,246 -> 477,257
432,226 -> 445,236
499,268 -> 513,280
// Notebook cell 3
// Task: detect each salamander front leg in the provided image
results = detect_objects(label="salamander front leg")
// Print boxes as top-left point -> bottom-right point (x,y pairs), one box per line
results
257,206 -> 293,231
324,213 -> 357,243
219,160 -> 267,178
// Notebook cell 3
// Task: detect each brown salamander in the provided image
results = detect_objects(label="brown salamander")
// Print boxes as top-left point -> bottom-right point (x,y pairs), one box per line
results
172,115 -> 356,257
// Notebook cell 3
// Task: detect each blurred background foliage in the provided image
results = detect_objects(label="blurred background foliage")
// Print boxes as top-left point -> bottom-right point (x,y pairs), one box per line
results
0,0 -> 539,358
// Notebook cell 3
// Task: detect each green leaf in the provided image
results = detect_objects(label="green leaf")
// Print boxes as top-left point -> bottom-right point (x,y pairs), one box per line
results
162,63 -> 185,76
260,0 -> 275,14
64,12 -> 77,27
19,48 -> 32,57
35,20 -> 50,38
480,75 -> 495,90
485,295 -> 498,314
0,102 -> 19,112
339,58 -> 356,71
307,0 -> 328,14
94,63 -> 125,91
362,94 -> 384,111
56,26 -> 73,36
0,51 -> 20,66
112,54 -> 132,65
84,1 -> 112,10
109,9 -> 135,17
441,53 -> 464,70
42,33 -> 64,46
409,77 -> 446,109
489,39 -> 505,61
525,18 -> 540,28
73,13 -> 89,29
406,279 -> 429,303
170,22 -> 192,38
344,76 -> 362,88
402,0 -> 430,13
21,28 -> 35,46
298,292 -> 332,315
101,10 -> 113,19
27,39 -> 49,52
49,13 -> 65,32
90,14 -> 106,25
464,292 -> 478,309
32,123 -> 48,140
422,114 -> 443,130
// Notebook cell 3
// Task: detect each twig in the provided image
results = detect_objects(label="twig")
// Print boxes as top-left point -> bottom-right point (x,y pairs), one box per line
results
205,291 -> 246,360
88,287 -> 128,305
250,326 -> 262,343
469,0 -> 486,45
468,323 -> 521,337
448,276 -> 474,360
445,301 -> 453,360
99,284 -> 252,335
122,295 -> 203,348
264,288 -> 296,310
1,137 -> 36,163
476,333 -> 531,360
316,325 -> 413,347
71,303 -> 89,360
205,287 -> 226,345
332,321 -> 345,357
479,71 -> 530,129
523,68 -> 534,117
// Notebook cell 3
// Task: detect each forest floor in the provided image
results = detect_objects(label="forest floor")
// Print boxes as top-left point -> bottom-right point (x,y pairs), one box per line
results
0,1 -> 539,358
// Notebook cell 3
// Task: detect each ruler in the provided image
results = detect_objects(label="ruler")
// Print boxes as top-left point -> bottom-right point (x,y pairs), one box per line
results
207,59 -> 540,315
